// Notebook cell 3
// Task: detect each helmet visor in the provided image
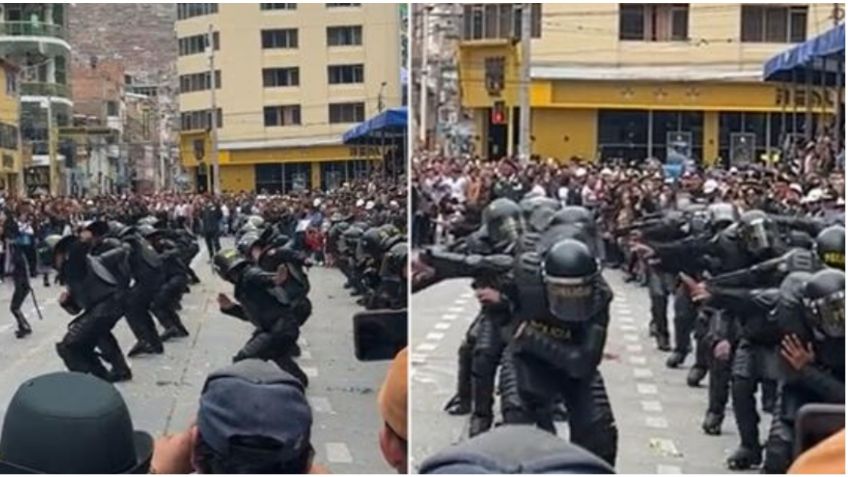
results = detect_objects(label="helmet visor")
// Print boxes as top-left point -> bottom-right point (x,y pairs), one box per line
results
806,291 -> 845,338
544,275 -> 594,322
491,216 -> 520,247
742,218 -> 771,253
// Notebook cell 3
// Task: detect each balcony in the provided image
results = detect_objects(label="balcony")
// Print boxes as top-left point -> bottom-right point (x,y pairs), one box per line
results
0,21 -> 66,40
21,82 -> 70,98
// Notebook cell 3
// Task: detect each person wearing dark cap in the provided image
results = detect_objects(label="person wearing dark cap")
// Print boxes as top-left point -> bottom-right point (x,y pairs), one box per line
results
0,371 -> 153,473
150,359 -> 323,474
418,425 -> 614,474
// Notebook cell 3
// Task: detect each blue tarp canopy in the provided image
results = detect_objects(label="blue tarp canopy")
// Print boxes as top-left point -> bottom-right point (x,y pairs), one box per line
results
342,107 -> 407,144
763,23 -> 844,85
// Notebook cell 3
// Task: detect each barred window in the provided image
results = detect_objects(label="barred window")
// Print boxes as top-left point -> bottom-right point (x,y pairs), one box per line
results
264,105 -> 302,126
180,109 -> 223,130
261,4 -> 297,10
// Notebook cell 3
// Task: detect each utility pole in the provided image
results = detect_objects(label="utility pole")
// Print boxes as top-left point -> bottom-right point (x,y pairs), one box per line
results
207,24 -> 220,196
418,6 -> 429,148
517,3 -> 532,163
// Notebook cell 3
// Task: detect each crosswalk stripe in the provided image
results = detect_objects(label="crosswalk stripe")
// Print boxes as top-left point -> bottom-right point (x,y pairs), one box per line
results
326,442 -> 353,464
426,332 -> 445,341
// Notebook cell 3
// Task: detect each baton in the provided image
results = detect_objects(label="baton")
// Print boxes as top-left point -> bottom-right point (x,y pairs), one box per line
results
21,255 -> 44,320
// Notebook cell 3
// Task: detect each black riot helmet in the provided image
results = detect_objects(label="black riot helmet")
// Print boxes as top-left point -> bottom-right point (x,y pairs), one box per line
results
542,239 -> 600,322
708,202 -> 739,231
213,249 -> 250,284
237,232 -> 260,258
520,197 -> 561,233
551,206 -> 593,227
738,209 -> 776,255
359,226 -> 392,261
482,198 -> 522,250
341,225 -> 364,255
803,269 -> 845,339
815,225 -> 845,269
43,234 -> 71,270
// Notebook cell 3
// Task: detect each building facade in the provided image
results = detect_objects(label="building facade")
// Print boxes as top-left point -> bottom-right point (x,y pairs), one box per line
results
175,3 -> 402,193
0,3 -> 72,195
0,59 -> 21,196
457,3 -> 841,165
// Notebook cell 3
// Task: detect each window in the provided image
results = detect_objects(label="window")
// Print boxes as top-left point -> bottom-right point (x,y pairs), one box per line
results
329,102 -> 365,123
328,64 -> 364,84
262,29 -> 298,49
177,3 -> 218,20
179,32 -> 219,56
619,4 -> 689,41
263,67 -> 300,87
327,26 -> 362,46
180,108 -> 223,130
5,70 -> 16,95
179,71 -> 221,93
106,101 -> 119,116
0,123 -> 18,150
261,3 -> 296,10
741,5 -> 807,43
462,4 -> 541,40
327,3 -> 361,7
263,105 -> 302,126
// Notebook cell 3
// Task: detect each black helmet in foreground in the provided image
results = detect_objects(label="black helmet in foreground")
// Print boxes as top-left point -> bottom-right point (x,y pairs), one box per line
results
213,249 -> 249,284
543,239 -> 600,322
803,269 -> 845,339
814,225 -> 844,269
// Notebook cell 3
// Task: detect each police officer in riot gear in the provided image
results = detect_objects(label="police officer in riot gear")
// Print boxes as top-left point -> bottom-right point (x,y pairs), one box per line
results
214,249 -> 309,386
499,238 -> 617,466
118,225 -> 167,357
47,234 -> 133,383
139,225 -> 191,341
761,267 -> 845,473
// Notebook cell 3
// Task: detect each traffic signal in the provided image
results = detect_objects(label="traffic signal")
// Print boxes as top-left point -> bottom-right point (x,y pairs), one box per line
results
491,101 -> 506,125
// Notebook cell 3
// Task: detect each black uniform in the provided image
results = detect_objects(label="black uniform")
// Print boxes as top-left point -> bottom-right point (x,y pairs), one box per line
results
8,243 -> 32,339
499,238 -> 617,466
121,229 -> 166,356
53,237 -> 132,382
214,249 -> 308,386
144,230 -> 191,341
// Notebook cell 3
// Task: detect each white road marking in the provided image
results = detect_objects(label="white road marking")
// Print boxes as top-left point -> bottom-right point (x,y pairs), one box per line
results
650,438 -> 682,457
302,366 -> 319,378
616,308 -> 632,315
447,306 -> 464,313
619,316 -> 636,324
441,314 -> 458,321
633,367 -> 653,379
626,344 -> 643,353
637,383 -> 658,395
416,342 -> 438,352
628,356 -> 647,365
461,292 -> 474,299
310,396 -> 335,414
657,464 -> 682,474
641,400 -> 663,413
623,334 -> 639,342
299,350 -> 313,360
645,416 -> 669,429
413,375 -> 435,384
434,322 -> 451,330
620,324 -> 638,332
326,443 -> 353,464
426,332 -> 445,341
409,353 -> 428,365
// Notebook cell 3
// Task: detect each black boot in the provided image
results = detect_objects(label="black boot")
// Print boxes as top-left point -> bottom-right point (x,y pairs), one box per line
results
127,341 -> 164,358
686,366 -> 707,387
105,367 -> 133,383
13,311 -> 31,339
655,334 -> 671,352
444,394 -> 471,416
665,351 -> 686,368
468,414 -> 493,437
42,274 -> 50,287
726,445 -> 762,470
160,326 -> 187,342
702,411 -> 723,435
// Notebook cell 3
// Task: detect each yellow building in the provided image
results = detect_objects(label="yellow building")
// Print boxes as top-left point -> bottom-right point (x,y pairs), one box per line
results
176,3 -> 402,193
458,3 -> 839,165
0,58 -> 22,195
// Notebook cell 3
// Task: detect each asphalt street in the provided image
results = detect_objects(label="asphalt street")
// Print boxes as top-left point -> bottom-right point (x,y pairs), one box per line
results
0,240 -> 392,474
410,270 -> 771,474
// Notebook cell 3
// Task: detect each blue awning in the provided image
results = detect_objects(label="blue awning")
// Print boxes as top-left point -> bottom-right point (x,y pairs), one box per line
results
342,107 -> 407,144
763,23 -> 845,85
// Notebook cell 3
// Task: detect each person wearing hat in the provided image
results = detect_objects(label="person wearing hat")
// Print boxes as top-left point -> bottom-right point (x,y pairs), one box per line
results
150,359 -> 321,474
4,210 -> 32,339
378,347 -> 407,473
0,371 -> 153,473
